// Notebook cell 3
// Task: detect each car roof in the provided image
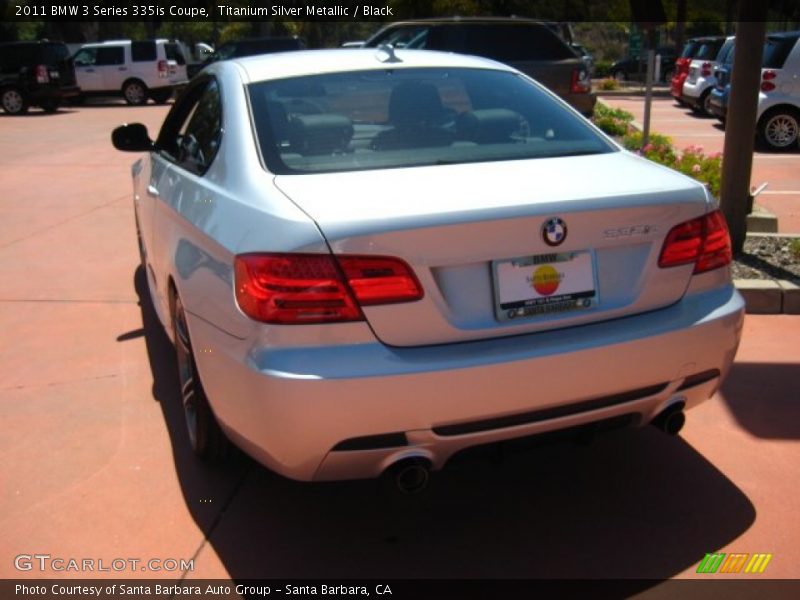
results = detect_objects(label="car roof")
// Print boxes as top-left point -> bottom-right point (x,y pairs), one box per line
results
230,48 -> 516,83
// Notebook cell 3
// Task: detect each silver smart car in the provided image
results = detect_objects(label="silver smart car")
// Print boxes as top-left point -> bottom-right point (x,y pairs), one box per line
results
113,48 -> 744,491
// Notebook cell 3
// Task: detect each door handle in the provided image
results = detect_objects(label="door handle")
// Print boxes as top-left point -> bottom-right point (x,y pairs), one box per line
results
146,185 -> 159,197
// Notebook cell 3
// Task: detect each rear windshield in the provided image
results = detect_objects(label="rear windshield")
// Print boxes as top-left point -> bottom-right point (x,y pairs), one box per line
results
249,67 -> 615,175
680,40 -> 700,58
695,40 -> 723,60
762,35 -> 799,69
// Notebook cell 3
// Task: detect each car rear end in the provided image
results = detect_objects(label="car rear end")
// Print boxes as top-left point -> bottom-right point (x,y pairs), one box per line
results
158,40 -> 189,91
671,38 -> 703,101
682,37 -> 731,112
1,42 -> 79,111
175,53 -> 744,483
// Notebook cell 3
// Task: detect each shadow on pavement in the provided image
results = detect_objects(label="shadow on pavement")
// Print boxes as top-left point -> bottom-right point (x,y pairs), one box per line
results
719,361 -> 800,439
130,267 -> 756,586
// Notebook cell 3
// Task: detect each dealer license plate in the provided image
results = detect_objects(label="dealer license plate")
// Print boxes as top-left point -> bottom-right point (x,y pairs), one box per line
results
493,251 -> 598,321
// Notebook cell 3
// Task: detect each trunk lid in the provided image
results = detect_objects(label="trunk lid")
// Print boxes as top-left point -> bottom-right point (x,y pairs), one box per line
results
274,151 -> 710,347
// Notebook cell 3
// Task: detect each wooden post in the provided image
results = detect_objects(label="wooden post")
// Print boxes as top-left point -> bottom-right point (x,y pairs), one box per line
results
719,14 -> 767,253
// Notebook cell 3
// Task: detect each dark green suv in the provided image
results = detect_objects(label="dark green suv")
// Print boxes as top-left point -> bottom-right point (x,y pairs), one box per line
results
0,41 -> 80,115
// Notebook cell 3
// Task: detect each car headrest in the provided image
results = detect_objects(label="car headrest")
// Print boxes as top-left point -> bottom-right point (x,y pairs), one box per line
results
457,109 -> 524,143
288,114 -> 354,155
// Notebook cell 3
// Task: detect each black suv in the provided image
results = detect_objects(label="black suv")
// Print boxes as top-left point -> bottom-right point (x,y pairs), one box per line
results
362,18 -> 596,116
0,41 -> 80,114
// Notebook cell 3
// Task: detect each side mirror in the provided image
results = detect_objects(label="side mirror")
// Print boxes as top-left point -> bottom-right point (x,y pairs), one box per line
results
112,123 -> 154,152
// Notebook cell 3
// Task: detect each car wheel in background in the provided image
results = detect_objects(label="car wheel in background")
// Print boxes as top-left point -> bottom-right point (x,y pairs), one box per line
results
701,91 -> 714,117
663,68 -> 675,83
172,293 -> 228,461
758,107 -> 800,151
1,87 -> 28,115
122,79 -> 148,106
613,69 -> 627,82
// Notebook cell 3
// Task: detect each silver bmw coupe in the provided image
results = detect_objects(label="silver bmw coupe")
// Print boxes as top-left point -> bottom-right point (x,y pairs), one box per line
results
113,48 -> 744,490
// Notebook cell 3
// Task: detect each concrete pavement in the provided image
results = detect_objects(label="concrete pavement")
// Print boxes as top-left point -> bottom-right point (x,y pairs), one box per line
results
1,103 -> 798,585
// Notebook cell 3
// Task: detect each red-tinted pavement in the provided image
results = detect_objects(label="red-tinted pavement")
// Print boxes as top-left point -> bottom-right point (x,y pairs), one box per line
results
0,103 -> 798,587
600,94 -> 800,233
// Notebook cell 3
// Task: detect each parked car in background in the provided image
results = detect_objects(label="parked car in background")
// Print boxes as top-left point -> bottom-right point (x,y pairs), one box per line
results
112,48 -> 743,489
681,36 -> 733,116
756,31 -> 800,150
0,40 -> 80,114
72,39 -> 188,105
191,36 -> 305,77
671,36 -> 725,106
711,31 -> 800,151
708,43 -> 736,124
611,46 -> 677,83
361,18 -> 595,116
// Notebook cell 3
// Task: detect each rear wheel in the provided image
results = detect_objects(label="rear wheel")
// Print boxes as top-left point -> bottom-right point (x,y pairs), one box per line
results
122,79 -> 148,106
758,107 -> 800,151
173,293 -> 228,460
1,87 -> 28,115
701,90 -> 714,117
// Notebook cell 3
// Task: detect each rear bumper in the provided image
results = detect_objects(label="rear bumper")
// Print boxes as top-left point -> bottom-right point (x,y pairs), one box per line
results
28,84 -> 80,103
681,78 -> 712,105
190,284 -> 744,482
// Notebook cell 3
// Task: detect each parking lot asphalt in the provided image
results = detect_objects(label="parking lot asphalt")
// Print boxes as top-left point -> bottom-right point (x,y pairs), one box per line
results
600,94 -> 800,234
1,103 -> 799,586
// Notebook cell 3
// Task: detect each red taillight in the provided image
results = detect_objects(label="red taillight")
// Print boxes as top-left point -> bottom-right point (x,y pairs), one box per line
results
233,253 -> 423,324
157,59 -> 168,78
701,61 -> 713,77
35,64 -> 49,84
570,67 -> 591,94
761,69 -> 777,92
658,210 -> 732,274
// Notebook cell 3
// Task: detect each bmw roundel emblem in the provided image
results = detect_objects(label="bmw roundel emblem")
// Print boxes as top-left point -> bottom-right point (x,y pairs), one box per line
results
542,217 -> 568,247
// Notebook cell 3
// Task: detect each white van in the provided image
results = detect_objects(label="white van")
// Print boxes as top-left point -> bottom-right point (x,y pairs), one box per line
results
72,39 -> 188,105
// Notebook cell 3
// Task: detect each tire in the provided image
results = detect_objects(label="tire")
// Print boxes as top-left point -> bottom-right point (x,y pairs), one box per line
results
701,90 -> 714,117
757,107 -> 800,151
613,70 -> 627,83
40,99 -> 60,113
173,293 -> 228,461
122,80 -> 148,106
663,68 -> 674,83
149,89 -> 172,104
1,87 -> 29,115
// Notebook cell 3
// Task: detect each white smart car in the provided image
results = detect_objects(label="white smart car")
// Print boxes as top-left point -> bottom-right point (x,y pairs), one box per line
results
113,48 -> 744,491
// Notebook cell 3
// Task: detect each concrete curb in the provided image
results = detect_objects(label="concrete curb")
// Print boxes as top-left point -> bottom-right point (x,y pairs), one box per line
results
735,279 -> 800,314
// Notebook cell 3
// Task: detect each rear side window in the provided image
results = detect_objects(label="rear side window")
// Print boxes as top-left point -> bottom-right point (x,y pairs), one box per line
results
0,44 -> 36,68
157,78 -> 223,175
96,46 -> 124,66
131,41 -> 156,62
762,35 -> 799,69
164,43 -> 186,65
716,39 -> 734,63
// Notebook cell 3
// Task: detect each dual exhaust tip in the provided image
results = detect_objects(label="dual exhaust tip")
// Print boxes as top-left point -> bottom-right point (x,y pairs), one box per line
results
380,405 -> 686,495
